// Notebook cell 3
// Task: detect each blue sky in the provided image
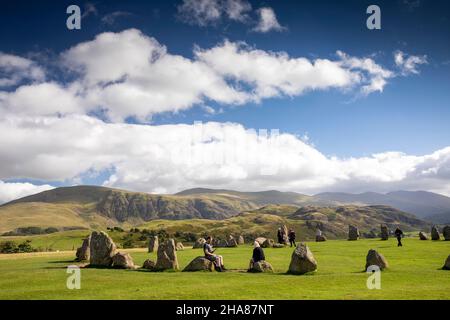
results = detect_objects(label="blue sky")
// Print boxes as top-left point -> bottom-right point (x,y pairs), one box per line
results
0,0 -> 449,200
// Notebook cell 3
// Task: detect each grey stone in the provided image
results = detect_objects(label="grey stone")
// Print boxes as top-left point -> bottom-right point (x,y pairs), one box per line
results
148,236 -> 159,253
89,231 -> 117,267
261,238 -> 274,248
248,260 -> 274,273
176,242 -> 184,251
155,239 -> 179,270
443,255 -> 450,270
315,235 -> 327,242
112,252 -> 136,269
431,226 -> 440,240
380,225 -> 389,240
288,243 -> 317,274
238,235 -> 245,245
183,256 -> 215,272
75,235 -> 91,261
142,259 -> 156,270
193,238 -> 206,249
419,231 -> 428,240
348,225 -> 360,241
443,226 -> 450,241
255,237 -> 267,245
365,249 -> 388,270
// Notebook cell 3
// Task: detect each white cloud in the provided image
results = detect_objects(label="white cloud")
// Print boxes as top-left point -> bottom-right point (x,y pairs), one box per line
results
177,0 -> 226,26
253,7 -> 285,33
394,51 -> 427,75
0,180 -> 54,204
0,53 -> 45,87
1,114 -> 449,199
101,11 -> 132,25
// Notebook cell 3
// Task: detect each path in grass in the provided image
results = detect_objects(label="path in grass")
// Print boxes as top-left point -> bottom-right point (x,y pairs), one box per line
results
0,238 -> 448,299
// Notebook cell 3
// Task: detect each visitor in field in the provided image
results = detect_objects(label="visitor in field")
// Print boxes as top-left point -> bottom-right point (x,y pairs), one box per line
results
316,228 -> 322,237
277,228 -> 283,244
203,236 -> 226,271
288,229 -> 296,247
249,241 -> 266,270
394,227 -> 404,247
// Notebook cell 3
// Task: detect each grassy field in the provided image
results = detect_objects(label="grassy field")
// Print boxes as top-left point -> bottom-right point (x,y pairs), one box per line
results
0,238 -> 448,300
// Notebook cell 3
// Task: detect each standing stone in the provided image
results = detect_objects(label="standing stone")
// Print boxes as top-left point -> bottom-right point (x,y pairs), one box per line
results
262,238 -> 274,248
380,225 -> 389,240
112,252 -> 136,269
227,238 -> 238,247
183,256 -> 215,272
148,236 -> 159,253
419,231 -> 428,240
443,226 -> 450,241
89,231 -> 117,267
288,243 -> 317,274
248,260 -> 274,273
155,239 -> 179,270
193,238 -> 206,249
365,249 -> 389,271
215,239 -> 228,247
348,225 -> 360,241
238,235 -> 245,245
315,235 -> 327,242
281,225 -> 289,244
255,237 -> 267,245
75,235 -> 91,261
431,226 -> 441,240
176,242 -> 184,251
443,255 -> 450,270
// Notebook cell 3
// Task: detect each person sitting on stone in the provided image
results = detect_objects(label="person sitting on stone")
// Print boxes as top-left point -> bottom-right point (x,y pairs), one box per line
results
203,236 -> 226,271
288,229 -> 296,247
394,227 -> 404,247
249,241 -> 265,270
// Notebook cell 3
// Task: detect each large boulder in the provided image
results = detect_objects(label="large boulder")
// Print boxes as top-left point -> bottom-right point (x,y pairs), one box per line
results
288,243 -> 317,275
148,236 -> 159,253
183,256 -> 215,272
248,260 -> 274,273
315,235 -> 327,242
89,231 -> 117,267
272,243 -> 285,248
419,231 -> 428,240
214,239 -> 228,248
255,237 -> 267,245
431,226 -> 440,240
227,238 -> 238,247
365,249 -> 388,271
238,235 -> 245,245
193,238 -> 206,249
380,225 -> 389,240
176,242 -> 184,251
443,226 -> 450,241
261,238 -> 274,248
281,225 -> 289,244
112,252 -> 136,269
348,225 -> 360,241
155,239 -> 179,270
75,235 -> 91,261
443,255 -> 450,270
142,259 -> 156,270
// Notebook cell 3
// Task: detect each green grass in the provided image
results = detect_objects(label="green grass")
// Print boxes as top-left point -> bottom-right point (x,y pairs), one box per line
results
0,238 -> 448,299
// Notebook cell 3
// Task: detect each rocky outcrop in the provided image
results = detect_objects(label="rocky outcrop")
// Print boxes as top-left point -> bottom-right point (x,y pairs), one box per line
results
75,235 -> 91,261
443,226 -> 450,241
419,231 -> 428,240
183,256 -> 215,272
193,238 -> 206,249
155,239 -> 179,270
365,249 -> 388,270
431,226 -> 440,240
89,231 -> 117,267
348,225 -> 360,241
112,252 -> 136,269
248,260 -> 274,273
288,243 -> 317,274
380,225 -> 389,240
148,236 -> 158,253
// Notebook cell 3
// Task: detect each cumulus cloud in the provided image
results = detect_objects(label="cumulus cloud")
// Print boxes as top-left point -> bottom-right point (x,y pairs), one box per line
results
394,51 -> 428,75
0,180 -> 54,204
1,115 -> 450,199
0,29 -> 411,122
0,53 -> 45,87
252,7 -> 285,33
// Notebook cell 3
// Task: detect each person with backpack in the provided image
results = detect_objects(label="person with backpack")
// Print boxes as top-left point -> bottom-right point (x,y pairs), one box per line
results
394,227 -> 404,247
288,229 -> 296,247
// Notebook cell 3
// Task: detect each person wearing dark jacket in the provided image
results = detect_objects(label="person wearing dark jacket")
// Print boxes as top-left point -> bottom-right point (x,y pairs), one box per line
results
277,228 -> 283,244
394,227 -> 404,247
249,241 -> 266,270
288,229 -> 296,247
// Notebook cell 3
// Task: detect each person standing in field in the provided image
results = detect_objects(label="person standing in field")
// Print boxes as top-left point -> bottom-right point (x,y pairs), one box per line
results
203,236 -> 226,271
394,227 -> 404,247
288,229 -> 296,247
277,228 -> 283,244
